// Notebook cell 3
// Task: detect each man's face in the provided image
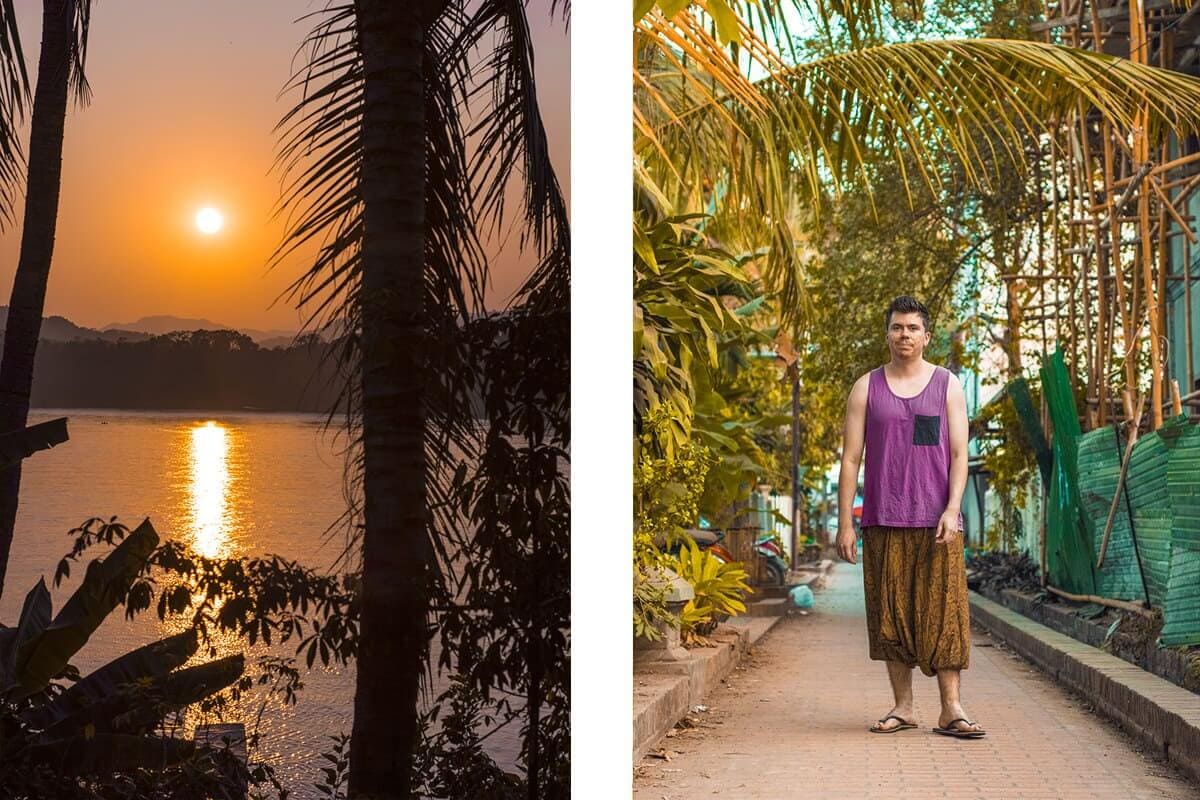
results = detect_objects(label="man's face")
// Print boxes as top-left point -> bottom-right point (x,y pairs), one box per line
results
886,311 -> 930,358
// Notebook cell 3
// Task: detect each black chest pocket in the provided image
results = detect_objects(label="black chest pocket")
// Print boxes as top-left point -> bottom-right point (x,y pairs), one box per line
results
913,414 -> 941,446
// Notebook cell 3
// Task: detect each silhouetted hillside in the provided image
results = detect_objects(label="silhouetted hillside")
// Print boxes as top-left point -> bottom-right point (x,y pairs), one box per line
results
25,330 -> 344,412
0,307 -> 153,343
0,307 -> 306,346
101,314 -> 299,344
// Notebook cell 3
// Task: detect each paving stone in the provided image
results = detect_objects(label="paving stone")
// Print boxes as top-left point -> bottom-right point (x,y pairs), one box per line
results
632,563 -> 1200,799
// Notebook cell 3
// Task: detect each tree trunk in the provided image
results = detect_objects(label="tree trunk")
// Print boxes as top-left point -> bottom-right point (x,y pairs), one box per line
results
0,0 -> 75,599
348,1 -> 433,797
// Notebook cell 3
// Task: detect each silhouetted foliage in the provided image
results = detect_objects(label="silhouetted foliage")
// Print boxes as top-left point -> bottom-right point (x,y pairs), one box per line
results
0,517 -> 290,800
422,308 -> 570,799
21,330 -> 344,412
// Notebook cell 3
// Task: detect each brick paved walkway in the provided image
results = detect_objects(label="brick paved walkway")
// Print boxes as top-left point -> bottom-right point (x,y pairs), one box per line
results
633,563 -> 1200,799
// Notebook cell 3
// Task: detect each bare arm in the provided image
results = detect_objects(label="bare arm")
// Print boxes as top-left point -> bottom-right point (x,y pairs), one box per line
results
837,374 -> 870,563
936,371 -> 969,543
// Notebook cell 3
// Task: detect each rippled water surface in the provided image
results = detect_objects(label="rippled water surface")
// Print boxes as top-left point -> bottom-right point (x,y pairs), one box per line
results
0,409 -> 515,796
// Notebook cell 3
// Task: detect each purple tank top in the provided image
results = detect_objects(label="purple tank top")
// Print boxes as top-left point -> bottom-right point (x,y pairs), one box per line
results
860,365 -> 961,530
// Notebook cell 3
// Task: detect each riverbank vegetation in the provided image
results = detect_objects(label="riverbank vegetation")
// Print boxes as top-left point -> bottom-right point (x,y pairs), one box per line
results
0,2 -> 569,798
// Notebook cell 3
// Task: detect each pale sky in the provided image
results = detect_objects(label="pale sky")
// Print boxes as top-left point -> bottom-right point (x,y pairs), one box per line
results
0,1 -> 570,331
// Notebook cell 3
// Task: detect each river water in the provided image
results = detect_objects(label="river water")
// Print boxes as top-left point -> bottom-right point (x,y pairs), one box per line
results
0,409 -> 518,796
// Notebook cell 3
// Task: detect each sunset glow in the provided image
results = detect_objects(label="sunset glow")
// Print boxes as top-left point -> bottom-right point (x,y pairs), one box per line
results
195,207 -> 225,235
0,4 -> 567,331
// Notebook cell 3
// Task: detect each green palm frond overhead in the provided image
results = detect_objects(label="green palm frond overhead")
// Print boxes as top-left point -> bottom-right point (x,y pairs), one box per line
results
636,3 -> 1200,328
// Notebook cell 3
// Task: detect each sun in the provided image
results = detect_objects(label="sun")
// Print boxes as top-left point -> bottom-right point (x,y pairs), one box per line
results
195,207 -> 224,235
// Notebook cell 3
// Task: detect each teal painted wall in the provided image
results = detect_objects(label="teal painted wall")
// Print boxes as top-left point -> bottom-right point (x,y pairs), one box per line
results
1165,134 -> 1200,397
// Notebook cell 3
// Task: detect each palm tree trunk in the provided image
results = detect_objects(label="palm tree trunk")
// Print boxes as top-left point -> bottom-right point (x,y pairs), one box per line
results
0,0 -> 74,600
348,1 -> 436,796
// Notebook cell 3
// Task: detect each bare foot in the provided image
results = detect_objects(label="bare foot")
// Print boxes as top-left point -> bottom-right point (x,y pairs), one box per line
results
937,705 -> 984,735
869,706 -> 916,732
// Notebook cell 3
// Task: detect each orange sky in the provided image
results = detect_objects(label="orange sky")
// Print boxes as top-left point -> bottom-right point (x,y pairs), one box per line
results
0,1 -> 570,332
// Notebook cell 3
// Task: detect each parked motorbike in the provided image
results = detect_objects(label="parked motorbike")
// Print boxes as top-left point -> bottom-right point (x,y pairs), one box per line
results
754,534 -> 790,586
675,528 -> 734,563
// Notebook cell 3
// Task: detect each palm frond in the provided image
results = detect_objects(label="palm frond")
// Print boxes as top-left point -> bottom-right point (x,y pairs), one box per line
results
0,0 -> 28,230
639,9 -> 1200,325
67,0 -> 92,106
453,0 -> 570,312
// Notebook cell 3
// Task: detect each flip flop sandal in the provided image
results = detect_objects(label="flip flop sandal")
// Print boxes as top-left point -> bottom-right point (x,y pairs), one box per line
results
869,715 -> 917,734
932,718 -> 986,738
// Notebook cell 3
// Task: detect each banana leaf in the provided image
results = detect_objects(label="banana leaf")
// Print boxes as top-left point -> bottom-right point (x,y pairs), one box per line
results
110,654 -> 244,734
11,519 -> 159,697
25,732 -> 195,774
0,417 -> 68,470
39,653 -> 244,741
20,628 -> 199,731
0,577 -> 51,690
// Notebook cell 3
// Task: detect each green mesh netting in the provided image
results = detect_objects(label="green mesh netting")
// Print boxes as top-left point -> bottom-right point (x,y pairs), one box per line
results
1134,511 -> 1173,609
1167,421 -> 1200,551
1126,430 -> 1171,512
1159,418 -> 1200,645
1009,376 -> 1052,484
1076,425 -> 1145,600
1040,348 -> 1095,595
1126,422 -> 1182,611
1161,547 -> 1200,646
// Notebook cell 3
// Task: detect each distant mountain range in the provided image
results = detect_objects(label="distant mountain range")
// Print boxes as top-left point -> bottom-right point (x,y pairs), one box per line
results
102,315 -> 300,346
0,308 -> 305,348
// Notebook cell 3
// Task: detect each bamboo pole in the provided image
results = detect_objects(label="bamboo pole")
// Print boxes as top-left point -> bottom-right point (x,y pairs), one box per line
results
1037,155 -> 1050,363
1040,496 -> 1049,588
1097,391 -> 1145,569
1150,177 -> 1198,245
1045,584 -> 1155,617
1140,178 -> 1164,431
1111,150 -> 1200,186
1074,112 -> 1098,419
1187,232 -> 1194,394
1090,0 -> 1110,422
1103,126 -> 1137,391
1130,0 -> 1165,429
1056,129 -> 1077,388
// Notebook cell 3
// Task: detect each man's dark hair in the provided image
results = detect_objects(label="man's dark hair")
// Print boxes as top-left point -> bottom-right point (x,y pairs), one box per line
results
886,295 -> 931,331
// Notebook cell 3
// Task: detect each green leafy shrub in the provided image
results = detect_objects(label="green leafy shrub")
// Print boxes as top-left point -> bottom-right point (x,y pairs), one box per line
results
672,538 -> 752,638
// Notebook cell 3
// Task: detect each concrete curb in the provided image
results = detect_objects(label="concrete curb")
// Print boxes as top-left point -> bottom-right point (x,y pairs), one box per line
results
977,585 -> 1198,691
632,561 -> 836,761
632,612 -> 782,762
970,590 -> 1200,783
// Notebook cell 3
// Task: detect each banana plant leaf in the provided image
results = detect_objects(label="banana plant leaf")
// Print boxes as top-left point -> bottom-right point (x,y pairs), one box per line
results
11,519 -> 159,698
20,628 -> 199,732
25,732 -> 195,774
0,577 -> 51,690
0,417 -> 68,470
39,653 -> 245,741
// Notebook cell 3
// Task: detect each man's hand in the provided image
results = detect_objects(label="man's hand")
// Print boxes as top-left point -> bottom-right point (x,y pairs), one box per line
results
934,508 -> 961,544
836,525 -> 858,564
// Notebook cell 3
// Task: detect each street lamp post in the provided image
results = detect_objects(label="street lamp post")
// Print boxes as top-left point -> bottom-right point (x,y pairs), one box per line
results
791,370 -> 801,569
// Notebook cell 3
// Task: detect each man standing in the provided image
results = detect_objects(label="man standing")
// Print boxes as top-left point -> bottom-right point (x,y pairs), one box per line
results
835,295 -> 984,738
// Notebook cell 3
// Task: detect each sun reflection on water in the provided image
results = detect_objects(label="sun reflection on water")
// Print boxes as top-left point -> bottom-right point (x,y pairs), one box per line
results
190,421 -> 231,558
163,422 -> 246,734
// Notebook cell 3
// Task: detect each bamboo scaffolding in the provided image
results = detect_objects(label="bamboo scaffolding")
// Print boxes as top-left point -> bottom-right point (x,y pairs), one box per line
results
1011,0 -> 1200,436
